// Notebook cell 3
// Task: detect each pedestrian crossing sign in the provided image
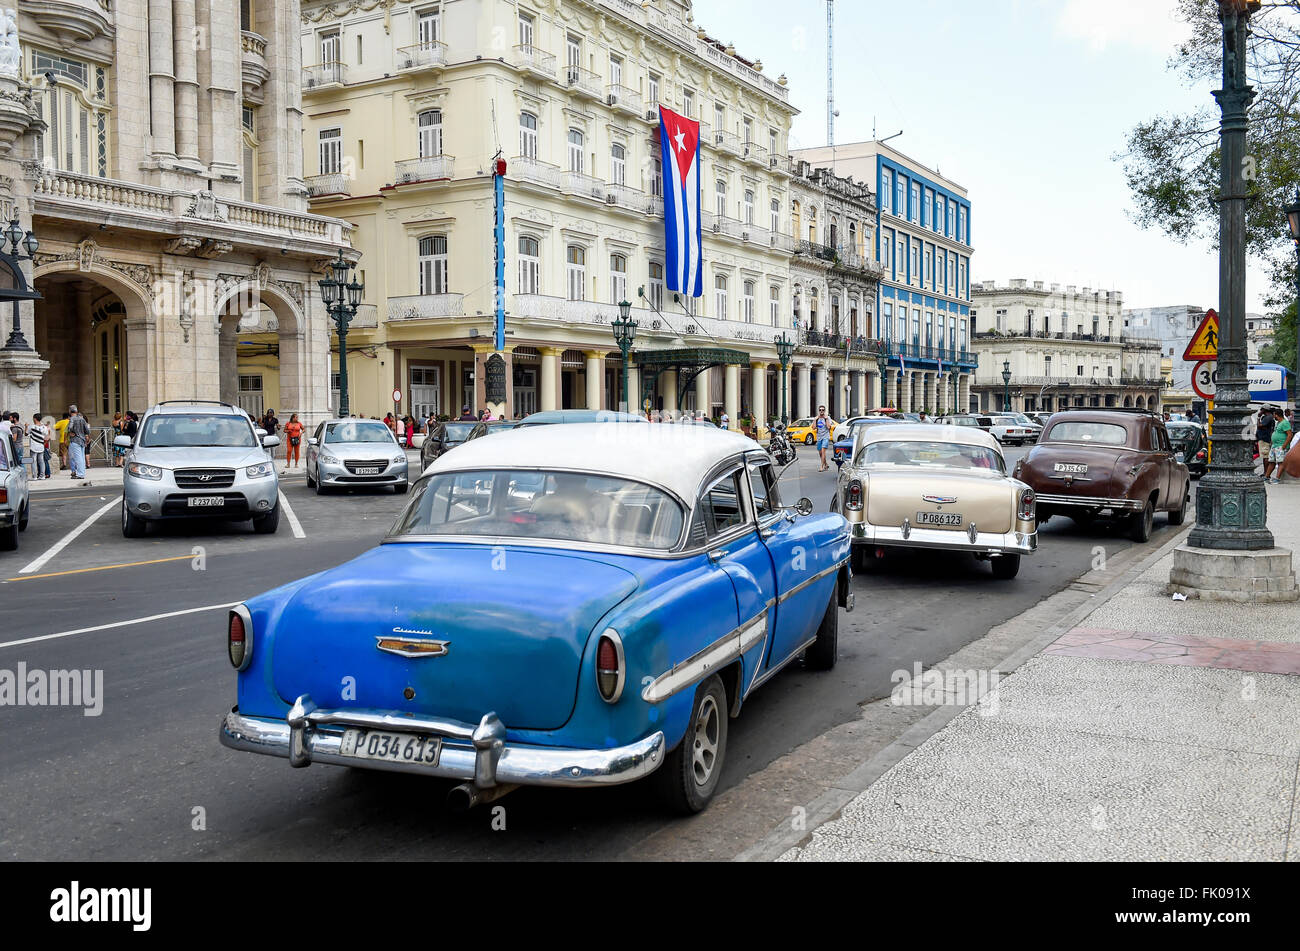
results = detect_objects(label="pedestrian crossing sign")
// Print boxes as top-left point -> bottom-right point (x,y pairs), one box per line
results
1183,309 -> 1219,361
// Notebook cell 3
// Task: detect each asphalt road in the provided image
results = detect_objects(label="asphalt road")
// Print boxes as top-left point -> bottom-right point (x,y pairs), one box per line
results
0,445 -> 1184,860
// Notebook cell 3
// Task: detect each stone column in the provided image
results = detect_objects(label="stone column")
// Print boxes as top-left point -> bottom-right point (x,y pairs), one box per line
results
628,365 -> 640,413
750,361 -> 767,436
814,364 -> 829,414
540,346 -> 561,411
886,368 -> 897,409
695,365 -> 710,415
172,0 -> 200,167
660,368 -> 677,412
148,0 -> 177,160
857,371 -> 869,416
583,350 -> 602,410
218,317 -> 239,404
796,362 -> 811,419
724,363 -> 740,430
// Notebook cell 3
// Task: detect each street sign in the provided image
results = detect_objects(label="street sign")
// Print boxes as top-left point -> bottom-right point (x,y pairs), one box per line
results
391,388 -> 402,404
1182,309 -> 1219,361
1192,361 -> 1217,400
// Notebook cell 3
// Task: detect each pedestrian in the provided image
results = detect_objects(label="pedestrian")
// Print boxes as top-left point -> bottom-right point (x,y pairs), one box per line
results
395,414 -> 405,442
1255,408 -> 1275,464
1264,408 -> 1291,484
7,411 -> 24,470
122,410 -> 139,447
0,411 -> 12,466
28,413 -> 50,480
403,416 -> 415,448
384,412 -> 396,433
262,408 -> 280,436
53,411 -> 70,471
283,413 -> 303,470
814,404 -> 832,471
720,410 -> 730,431
66,404 -> 90,478
111,411 -> 125,467
458,405 -> 475,421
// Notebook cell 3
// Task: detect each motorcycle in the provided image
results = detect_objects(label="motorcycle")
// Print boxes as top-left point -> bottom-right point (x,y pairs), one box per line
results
767,420 -> 797,467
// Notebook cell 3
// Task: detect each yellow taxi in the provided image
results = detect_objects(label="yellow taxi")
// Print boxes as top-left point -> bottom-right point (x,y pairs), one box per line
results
786,417 -> 839,445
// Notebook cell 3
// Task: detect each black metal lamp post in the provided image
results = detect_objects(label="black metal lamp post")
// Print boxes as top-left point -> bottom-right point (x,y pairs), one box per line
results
0,218 -> 40,351
1001,360 -> 1012,412
776,332 -> 794,425
1286,188 -> 1300,399
875,347 -> 889,410
611,299 -> 636,413
1188,0 -> 1272,550
318,249 -> 364,417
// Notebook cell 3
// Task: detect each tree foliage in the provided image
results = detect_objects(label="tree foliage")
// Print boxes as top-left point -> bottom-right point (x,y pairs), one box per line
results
1118,1 -> 1300,309
1259,300 -> 1297,372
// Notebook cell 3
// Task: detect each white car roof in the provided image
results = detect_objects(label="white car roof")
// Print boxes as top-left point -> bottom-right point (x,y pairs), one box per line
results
858,423 -> 1001,451
421,422 -> 761,502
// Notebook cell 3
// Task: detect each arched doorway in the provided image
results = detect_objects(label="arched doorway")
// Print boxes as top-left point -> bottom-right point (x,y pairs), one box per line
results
216,282 -> 306,419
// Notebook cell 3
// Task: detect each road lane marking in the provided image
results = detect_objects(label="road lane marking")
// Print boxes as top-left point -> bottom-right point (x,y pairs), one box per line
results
18,496 -> 121,575
0,601 -> 241,651
5,553 -> 194,583
32,494 -> 112,503
278,490 -> 305,539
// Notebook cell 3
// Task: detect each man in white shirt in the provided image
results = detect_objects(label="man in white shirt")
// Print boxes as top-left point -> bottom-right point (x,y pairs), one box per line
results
28,413 -> 50,479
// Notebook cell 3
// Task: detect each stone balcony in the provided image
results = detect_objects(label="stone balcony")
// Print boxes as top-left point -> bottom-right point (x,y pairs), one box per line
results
397,41 -> 448,71
562,171 -> 605,202
561,65 -> 603,100
511,294 -> 790,348
346,303 -> 379,329
241,31 -> 269,103
303,62 -> 347,90
605,182 -> 655,215
512,44 -> 556,81
393,155 -> 455,185
23,0 -> 113,44
387,293 -> 466,320
606,83 -> 643,117
741,141 -> 768,166
305,173 -> 351,198
510,155 -> 562,189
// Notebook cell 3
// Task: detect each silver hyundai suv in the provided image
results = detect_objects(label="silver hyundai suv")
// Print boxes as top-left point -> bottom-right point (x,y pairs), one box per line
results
117,401 -> 282,537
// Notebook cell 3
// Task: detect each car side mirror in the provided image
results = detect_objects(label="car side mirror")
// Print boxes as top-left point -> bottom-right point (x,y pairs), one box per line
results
307,437 -> 318,446
256,428 -> 267,438
262,435 -> 281,449
113,435 -> 132,448
795,497 -> 813,517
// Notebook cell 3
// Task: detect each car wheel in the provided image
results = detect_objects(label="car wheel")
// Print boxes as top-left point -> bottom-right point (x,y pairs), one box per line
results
990,553 -> 1021,579
18,501 -> 28,531
1129,498 -> 1155,543
804,587 -> 839,671
1168,486 -> 1189,526
121,499 -> 147,538
394,481 -> 409,495
804,434 -> 814,445
654,674 -> 728,815
0,519 -> 17,551
252,504 -> 280,534
315,475 -> 327,496
305,467 -> 316,489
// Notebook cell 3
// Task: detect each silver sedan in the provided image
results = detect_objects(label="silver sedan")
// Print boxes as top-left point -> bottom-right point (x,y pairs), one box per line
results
305,419 -> 409,494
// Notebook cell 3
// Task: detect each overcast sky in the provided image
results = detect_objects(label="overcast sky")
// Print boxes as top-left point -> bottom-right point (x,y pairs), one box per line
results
695,0 -> 1275,313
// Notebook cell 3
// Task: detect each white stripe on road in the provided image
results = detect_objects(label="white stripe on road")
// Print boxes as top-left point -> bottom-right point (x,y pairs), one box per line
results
19,495 -> 120,575
278,490 -> 305,539
0,601 -> 241,651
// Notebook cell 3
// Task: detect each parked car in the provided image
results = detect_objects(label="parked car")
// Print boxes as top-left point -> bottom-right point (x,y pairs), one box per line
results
219,424 -> 852,814
117,401 -> 281,537
515,409 -> 648,427
979,415 -> 1035,446
938,414 -> 983,430
832,417 -> 905,469
833,424 -> 1037,579
1012,409 -> 1190,542
472,419 -> 521,437
305,418 -> 409,495
0,431 -> 30,552
419,420 -> 481,471
785,417 -> 838,445
832,414 -> 895,442
1165,420 -> 1208,479
1005,412 -> 1043,442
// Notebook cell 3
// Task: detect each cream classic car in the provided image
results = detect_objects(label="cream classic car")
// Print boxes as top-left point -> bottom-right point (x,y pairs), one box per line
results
832,424 -> 1037,579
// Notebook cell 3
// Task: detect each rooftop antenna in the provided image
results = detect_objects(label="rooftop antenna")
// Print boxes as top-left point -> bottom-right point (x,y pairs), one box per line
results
826,1 -> 834,147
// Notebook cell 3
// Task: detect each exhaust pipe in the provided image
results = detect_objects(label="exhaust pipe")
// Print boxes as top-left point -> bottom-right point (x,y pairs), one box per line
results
447,782 -> 519,813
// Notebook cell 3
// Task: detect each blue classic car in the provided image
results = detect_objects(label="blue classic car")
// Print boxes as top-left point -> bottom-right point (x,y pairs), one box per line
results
220,424 -> 853,813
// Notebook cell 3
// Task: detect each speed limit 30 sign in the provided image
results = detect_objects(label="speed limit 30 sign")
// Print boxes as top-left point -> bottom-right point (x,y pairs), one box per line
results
1192,361 -> 1217,400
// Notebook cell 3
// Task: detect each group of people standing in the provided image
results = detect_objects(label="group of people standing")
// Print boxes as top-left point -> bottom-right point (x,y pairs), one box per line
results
0,406 -> 92,479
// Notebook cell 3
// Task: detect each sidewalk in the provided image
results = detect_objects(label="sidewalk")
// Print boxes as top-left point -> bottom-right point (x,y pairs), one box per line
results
784,482 -> 1300,862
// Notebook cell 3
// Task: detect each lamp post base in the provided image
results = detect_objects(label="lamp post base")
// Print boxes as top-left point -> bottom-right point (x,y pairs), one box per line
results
1167,544 -> 1299,602
1186,478 -> 1272,551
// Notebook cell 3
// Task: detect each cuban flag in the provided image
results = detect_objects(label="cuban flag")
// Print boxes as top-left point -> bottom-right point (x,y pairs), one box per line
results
659,106 -> 702,297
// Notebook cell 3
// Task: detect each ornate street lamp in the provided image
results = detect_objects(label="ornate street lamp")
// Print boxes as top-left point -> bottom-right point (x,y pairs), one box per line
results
776,332 -> 794,425
318,248 -> 364,417
875,346 -> 889,410
0,217 -> 40,351
1001,359 -> 1012,413
1286,188 -> 1300,399
1186,0 -> 1273,551
611,299 -> 636,412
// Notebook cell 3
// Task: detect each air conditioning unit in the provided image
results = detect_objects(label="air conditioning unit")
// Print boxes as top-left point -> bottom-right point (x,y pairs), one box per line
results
741,232 -> 750,242
607,94 -> 617,106
712,224 -> 720,233
645,109 -> 657,121
606,194 -> 617,205
769,157 -> 778,167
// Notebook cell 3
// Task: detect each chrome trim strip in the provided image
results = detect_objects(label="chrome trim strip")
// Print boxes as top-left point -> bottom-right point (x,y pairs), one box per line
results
852,523 -> 1037,554
747,635 -> 819,695
777,560 -> 846,604
374,634 -> 451,658
642,611 -> 768,704
221,706 -> 665,789
1035,493 -> 1144,511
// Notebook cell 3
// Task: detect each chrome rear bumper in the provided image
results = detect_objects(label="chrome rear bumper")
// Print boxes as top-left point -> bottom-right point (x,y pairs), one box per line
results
1035,493 -> 1144,512
219,696 -> 665,789
850,520 -> 1036,555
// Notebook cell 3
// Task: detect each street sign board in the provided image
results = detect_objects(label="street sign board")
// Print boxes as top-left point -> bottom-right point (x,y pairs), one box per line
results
1182,309 -> 1219,361
391,388 -> 402,403
1192,361 -> 1217,400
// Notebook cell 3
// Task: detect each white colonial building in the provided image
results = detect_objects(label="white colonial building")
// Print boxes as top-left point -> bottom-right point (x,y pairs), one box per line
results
0,0 -> 351,432
973,280 -> 1164,413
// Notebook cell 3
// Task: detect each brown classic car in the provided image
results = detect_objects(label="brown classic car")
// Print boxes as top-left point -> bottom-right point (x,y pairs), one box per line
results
1012,409 -> 1190,542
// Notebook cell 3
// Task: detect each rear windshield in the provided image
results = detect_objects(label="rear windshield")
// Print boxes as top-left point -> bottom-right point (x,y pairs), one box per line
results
857,439 -> 1004,472
391,470 -> 686,550
139,414 -> 257,448
441,423 -> 477,440
324,421 -> 394,444
1044,422 -> 1128,445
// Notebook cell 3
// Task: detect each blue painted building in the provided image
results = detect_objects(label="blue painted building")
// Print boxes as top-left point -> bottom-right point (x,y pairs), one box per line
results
795,142 -> 977,413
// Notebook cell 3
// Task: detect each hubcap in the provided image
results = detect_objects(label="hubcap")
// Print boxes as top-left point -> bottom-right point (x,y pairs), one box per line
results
691,694 -> 721,788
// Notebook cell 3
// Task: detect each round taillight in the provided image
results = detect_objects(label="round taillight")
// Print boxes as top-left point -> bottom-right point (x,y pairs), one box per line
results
228,608 -> 252,671
595,631 -> 624,703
